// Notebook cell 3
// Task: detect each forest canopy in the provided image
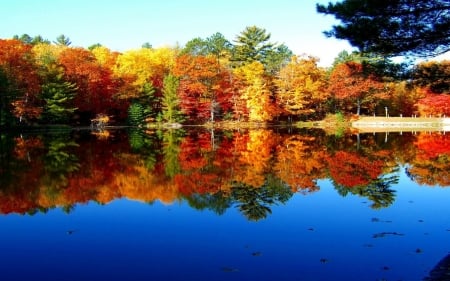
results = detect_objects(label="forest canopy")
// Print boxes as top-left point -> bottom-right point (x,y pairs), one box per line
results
1,22 -> 449,128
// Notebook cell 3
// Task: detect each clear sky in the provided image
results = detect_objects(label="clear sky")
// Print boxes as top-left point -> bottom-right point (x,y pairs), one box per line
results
0,0 -> 356,66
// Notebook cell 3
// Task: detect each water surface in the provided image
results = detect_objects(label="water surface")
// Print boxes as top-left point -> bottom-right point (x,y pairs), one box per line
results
0,128 -> 449,281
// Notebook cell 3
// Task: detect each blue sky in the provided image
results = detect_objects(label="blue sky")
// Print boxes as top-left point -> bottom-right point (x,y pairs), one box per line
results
0,0 -> 355,66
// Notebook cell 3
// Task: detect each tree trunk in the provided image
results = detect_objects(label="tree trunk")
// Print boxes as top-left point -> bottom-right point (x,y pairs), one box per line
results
356,99 -> 361,115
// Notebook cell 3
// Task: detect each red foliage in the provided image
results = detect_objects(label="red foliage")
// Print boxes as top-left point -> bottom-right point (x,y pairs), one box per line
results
414,133 -> 450,161
0,39 -> 42,121
58,47 -> 124,118
416,92 -> 450,116
327,151 -> 384,188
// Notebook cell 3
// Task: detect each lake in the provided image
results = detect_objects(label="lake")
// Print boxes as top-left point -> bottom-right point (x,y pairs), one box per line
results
0,127 -> 449,281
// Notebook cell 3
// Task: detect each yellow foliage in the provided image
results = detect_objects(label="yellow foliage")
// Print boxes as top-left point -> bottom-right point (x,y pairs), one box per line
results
276,55 -> 327,115
32,43 -> 65,66
113,47 -> 177,97
233,61 -> 275,121
111,154 -> 180,204
234,130 -> 276,187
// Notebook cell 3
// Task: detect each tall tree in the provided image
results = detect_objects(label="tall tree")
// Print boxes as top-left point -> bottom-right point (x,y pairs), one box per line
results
276,55 -> 327,118
54,34 -> 72,46
172,54 -> 220,122
233,62 -> 276,121
317,0 -> 450,57
232,26 -> 274,65
161,74 -> 183,123
0,39 -> 42,125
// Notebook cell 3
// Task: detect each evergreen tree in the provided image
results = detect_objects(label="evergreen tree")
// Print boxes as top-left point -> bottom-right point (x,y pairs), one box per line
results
161,74 -> 183,123
317,0 -> 450,57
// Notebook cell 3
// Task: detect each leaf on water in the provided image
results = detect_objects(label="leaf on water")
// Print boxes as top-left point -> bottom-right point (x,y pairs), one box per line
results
372,232 -> 405,238
66,229 -> 77,235
221,267 -> 239,273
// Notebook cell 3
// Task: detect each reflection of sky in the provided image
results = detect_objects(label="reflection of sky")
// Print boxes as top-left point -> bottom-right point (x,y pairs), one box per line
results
0,168 -> 449,281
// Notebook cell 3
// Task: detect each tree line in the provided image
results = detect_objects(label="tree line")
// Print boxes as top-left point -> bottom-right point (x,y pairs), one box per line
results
1,25 -> 449,127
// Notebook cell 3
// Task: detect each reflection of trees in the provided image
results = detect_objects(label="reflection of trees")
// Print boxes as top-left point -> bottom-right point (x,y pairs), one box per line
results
3,128 -> 450,217
162,129 -> 184,178
128,128 -> 157,170
333,171 -> 398,209
38,133 -> 80,211
406,133 -> 450,187
231,174 -> 293,221
185,192 -> 232,216
274,135 -> 326,193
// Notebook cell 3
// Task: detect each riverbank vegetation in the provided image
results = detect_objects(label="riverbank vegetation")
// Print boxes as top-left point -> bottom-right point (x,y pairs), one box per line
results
1,2 -> 449,128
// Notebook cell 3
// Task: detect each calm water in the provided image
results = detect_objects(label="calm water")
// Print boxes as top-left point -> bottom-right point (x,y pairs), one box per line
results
0,127 -> 449,281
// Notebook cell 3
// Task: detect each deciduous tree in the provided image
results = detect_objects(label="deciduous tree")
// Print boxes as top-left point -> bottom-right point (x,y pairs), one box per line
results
276,55 -> 327,118
327,61 -> 386,115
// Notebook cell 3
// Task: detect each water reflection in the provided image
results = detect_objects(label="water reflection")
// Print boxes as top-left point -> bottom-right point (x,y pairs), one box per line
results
0,127 -> 449,219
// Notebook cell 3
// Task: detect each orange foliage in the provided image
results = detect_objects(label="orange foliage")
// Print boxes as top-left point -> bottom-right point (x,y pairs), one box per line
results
274,135 -> 326,192
172,54 -> 219,121
327,151 -> 384,188
58,47 -> 121,116
328,62 -> 386,114
233,130 -> 278,187
416,92 -> 450,117
0,39 -> 42,121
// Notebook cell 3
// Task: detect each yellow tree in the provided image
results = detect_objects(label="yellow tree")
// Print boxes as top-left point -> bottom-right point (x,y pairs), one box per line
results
233,61 -> 276,122
113,47 -> 176,99
275,55 -> 327,119
90,46 -> 119,69
113,47 -> 176,122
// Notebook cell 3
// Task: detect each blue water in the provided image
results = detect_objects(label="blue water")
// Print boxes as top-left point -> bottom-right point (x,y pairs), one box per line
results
1,169 -> 448,281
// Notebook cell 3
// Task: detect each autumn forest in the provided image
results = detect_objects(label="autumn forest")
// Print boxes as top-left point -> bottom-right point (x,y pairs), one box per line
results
1,26 -> 450,128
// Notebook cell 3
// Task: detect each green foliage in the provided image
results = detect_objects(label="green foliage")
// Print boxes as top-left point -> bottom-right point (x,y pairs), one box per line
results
231,175 -> 292,221
42,134 -> 80,195
128,128 -> 157,170
54,34 -> 71,46
141,42 -> 152,49
185,192 -> 232,216
163,129 -> 184,178
233,26 -> 273,64
128,102 -> 146,126
232,26 -> 292,73
87,43 -> 102,51
40,75 -> 77,124
317,0 -> 450,57
13,34 -> 50,45
161,74 -> 184,123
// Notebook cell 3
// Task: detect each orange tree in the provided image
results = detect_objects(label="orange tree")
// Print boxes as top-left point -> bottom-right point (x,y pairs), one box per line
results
327,61 -> 386,115
0,39 -> 42,125
57,47 -> 122,122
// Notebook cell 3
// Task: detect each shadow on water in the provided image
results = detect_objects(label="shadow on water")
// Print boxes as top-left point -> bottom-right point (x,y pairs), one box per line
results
425,253 -> 450,281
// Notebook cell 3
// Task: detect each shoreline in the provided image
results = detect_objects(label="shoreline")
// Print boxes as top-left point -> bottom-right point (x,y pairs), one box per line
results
351,116 -> 450,132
